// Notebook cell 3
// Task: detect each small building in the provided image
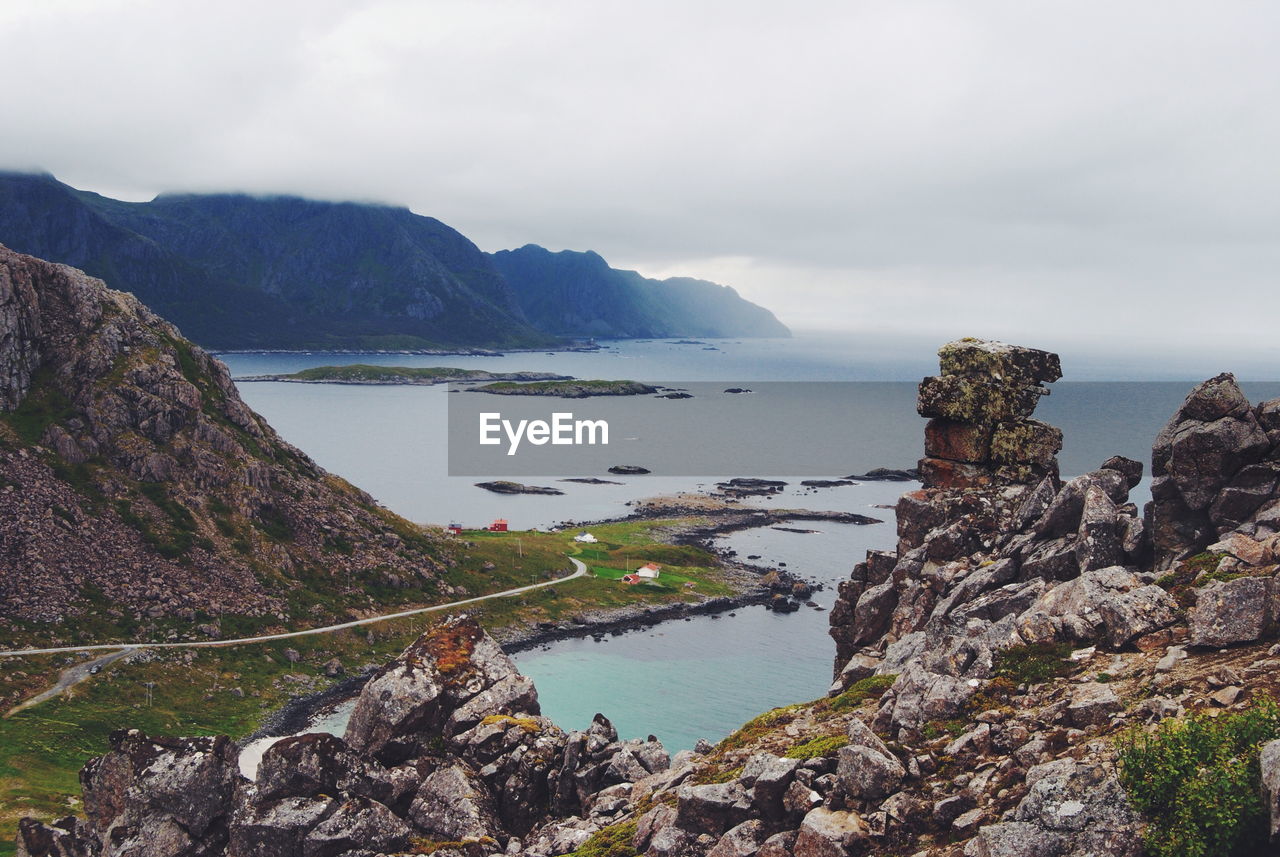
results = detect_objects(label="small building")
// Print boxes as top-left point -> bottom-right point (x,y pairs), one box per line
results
489,518 -> 509,532
573,532 -> 598,543
621,573 -> 642,585
637,562 -> 661,579
447,523 -> 463,535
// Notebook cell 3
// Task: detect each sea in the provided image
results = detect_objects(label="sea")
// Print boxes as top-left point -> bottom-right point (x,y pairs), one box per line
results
221,334 -> 1280,761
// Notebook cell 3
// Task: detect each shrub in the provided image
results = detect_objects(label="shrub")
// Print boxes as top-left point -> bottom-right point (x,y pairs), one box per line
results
830,674 -> 898,712
571,820 -> 637,857
991,642 -> 1075,685
785,734 -> 849,760
1118,697 -> 1280,857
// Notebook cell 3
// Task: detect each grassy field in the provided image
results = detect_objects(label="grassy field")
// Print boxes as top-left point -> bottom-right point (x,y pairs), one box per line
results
0,517 -> 727,853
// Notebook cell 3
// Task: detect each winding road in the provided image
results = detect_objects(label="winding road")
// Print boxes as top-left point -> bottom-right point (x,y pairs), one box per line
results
0,556 -> 587,659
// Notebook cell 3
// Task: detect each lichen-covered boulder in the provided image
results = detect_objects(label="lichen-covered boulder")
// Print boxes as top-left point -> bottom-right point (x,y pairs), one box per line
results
1189,574 -> 1278,647
1261,739 -> 1280,843
1015,567 -> 1177,649
409,764 -> 503,844
793,808 -> 868,857
79,729 -> 243,857
344,616 -> 539,765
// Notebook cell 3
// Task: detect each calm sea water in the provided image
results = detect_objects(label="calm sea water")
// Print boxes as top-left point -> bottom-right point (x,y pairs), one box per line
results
221,336 -> 1280,750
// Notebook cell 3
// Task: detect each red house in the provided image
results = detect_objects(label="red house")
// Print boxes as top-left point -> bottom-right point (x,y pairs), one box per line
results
489,519 -> 509,532
447,524 -> 463,535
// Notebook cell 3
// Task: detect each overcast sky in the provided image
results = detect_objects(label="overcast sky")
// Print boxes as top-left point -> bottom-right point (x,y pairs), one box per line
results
1,0 -> 1277,370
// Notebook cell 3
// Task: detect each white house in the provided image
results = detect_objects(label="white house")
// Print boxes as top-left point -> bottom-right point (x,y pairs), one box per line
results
573,532 -> 598,543
637,562 -> 661,579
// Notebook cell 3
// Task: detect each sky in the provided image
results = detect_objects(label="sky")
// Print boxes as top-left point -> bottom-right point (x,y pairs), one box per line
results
0,0 -> 1277,371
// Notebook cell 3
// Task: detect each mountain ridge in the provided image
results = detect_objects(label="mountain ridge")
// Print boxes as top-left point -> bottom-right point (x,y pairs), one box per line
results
490,243 -> 791,339
0,172 -> 788,350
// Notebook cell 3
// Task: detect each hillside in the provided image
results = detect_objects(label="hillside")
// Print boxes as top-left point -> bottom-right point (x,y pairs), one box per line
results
489,244 -> 791,339
0,244 -> 453,645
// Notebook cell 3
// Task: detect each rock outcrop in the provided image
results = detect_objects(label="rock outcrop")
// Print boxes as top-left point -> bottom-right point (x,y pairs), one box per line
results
0,246 -> 447,630
16,615 -> 675,857
830,339 -> 1154,679
1148,373 -> 1280,567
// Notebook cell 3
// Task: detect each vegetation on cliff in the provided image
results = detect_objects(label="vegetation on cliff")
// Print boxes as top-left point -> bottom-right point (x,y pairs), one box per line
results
244,365 -> 572,384
471,379 -> 658,397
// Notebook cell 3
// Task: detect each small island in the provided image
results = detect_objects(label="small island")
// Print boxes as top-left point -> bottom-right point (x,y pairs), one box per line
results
236,365 -> 572,385
470,379 -> 658,398
474,480 -> 565,495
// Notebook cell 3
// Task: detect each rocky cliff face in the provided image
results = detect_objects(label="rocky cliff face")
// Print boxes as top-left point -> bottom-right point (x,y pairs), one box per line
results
0,245 -> 445,631
18,338 -> 1280,857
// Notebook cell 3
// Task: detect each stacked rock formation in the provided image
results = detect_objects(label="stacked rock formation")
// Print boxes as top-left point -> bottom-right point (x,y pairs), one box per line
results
830,340 -> 1159,682
916,339 -> 1064,491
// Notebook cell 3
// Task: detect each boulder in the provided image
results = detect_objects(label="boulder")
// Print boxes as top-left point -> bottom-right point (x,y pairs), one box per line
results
14,817 -> 96,857
1006,758 -> 1141,856
739,753 -> 799,821
793,808 -> 868,857
633,803 -> 678,853
756,831 -> 798,857
344,617 -> 538,765
409,764 -> 502,843
1261,739 -> 1280,843
254,733 -> 392,804
229,796 -> 337,857
1015,567 -> 1177,649
875,662 -> 975,732
836,745 -> 905,800
1189,575 -> 1277,647
990,419 -> 1063,468
965,821 -> 1066,857
705,820 -> 768,857
1076,484 -> 1120,572
80,730 -> 242,857
1100,456 -> 1144,490
301,796 -> 411,857
674,782 -> 751,837
1067,684 -> 1123,728
936,339 -> 1062,385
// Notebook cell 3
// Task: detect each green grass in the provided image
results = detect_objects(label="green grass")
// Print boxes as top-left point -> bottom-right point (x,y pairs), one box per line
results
1156,552 -> 1228,609
0,367 -> 76,446
285,365 -> 496,383
829,674 -> 897,712
785,734 -> 849,760
991,642 -> 1077,685
570,820 -> 637,857
1118,696 -> 1280,857
473,379 -> 655,396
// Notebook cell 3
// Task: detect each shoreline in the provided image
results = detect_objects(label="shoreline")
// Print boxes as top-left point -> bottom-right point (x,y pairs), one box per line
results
240,501 -> 876,745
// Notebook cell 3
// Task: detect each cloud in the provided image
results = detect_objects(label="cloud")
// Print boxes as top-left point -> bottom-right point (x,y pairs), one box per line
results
1,0 -> 1277,362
